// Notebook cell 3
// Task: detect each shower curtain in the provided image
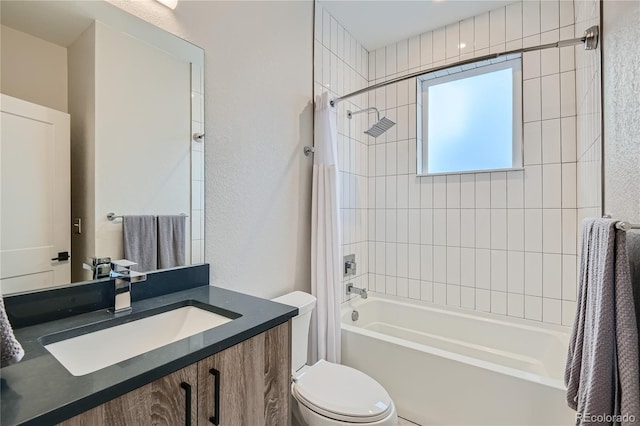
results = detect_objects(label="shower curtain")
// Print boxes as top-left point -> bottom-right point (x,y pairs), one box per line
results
310,92 -> 341,364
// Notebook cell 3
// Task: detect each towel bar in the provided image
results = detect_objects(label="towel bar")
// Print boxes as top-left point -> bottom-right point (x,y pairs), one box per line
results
107,212 -> 188,221
603,215 -> 639,231
616,221 -> 640,231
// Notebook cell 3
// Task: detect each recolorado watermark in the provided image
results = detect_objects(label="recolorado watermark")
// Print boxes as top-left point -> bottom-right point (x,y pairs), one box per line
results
577,413 -> 637,423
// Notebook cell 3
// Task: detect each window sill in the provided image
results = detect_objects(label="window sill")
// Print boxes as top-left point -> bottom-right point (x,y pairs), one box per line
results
416,167 -> 525,177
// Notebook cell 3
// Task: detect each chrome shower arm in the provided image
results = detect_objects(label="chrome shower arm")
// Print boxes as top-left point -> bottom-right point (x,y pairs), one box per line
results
346,107 -> 380,122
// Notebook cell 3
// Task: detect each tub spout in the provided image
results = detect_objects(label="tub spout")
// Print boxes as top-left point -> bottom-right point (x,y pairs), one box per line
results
346,283 -> 368,299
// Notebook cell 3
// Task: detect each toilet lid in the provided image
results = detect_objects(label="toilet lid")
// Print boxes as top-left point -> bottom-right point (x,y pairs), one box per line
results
292,360 -> 393,423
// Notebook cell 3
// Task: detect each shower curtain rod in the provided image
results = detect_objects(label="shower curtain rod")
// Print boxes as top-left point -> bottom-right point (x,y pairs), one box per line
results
329,25 -> 599,107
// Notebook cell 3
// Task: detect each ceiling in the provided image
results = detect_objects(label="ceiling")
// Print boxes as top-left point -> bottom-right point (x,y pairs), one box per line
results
1,1 -> 202,63
319,0 -> 515,51
3,0 -> 515,53
0,1 -> 172,48
0,1 -> 101,47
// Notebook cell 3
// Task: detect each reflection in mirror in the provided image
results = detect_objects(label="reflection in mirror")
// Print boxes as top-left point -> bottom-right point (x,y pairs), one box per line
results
0,1 -> 205,295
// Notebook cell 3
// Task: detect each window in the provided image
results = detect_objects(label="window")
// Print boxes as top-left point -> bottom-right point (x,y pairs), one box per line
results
417,56 -> 522,175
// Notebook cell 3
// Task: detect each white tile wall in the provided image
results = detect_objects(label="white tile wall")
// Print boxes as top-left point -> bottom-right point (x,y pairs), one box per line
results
191,63 -> 205,263
362,0 -> 580,325
314,4 -> 370,301
314,0 -> 599,326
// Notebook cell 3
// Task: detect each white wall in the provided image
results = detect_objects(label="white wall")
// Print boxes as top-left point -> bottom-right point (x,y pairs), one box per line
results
0,24 -> 68,112
109,1 -> 314,298
601,0 -> 640,326
575,0 -> 602,227
603,0 -> 640,222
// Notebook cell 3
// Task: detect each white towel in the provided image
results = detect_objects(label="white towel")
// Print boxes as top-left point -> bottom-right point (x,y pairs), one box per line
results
565,219 -> 640,425
0,294 -> 24,367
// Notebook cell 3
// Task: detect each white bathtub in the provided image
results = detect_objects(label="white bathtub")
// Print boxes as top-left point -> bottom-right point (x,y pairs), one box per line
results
341,294 -> 575,426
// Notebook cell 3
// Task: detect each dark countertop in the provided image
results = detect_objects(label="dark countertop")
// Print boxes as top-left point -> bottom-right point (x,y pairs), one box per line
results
0,285 -> 297,426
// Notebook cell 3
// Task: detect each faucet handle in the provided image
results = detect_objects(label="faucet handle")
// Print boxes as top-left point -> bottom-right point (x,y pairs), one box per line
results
111,259 -> 137,272
345,283 -> 354,296
110,259 -> 147,283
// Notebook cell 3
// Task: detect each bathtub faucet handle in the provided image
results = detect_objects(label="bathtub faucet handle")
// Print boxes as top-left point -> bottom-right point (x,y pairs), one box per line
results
346,283 -> 368,299
345,260 -> 356,273
344,254 -> 356,277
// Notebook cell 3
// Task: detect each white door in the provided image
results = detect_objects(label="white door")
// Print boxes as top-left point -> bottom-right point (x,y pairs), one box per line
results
1,94 -> 70,294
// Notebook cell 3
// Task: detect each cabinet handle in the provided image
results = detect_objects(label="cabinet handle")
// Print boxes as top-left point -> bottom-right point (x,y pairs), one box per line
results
180,382 -> 192,426
209,368 -> 220,425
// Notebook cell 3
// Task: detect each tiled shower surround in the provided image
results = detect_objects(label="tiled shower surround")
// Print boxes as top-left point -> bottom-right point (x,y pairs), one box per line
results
314,0 -> 601,326
313,5 -> 371,302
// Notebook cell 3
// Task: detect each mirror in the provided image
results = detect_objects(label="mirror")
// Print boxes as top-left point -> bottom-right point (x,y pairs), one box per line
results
0,0 -> 205,294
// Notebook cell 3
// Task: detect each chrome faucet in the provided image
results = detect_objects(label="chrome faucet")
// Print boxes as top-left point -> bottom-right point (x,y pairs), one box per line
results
346,283 -> 368,299
82,256 -> 112,279
110,259 -> 147,314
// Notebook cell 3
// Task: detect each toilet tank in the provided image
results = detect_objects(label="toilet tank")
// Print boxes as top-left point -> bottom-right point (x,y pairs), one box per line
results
271,291 -> 316,372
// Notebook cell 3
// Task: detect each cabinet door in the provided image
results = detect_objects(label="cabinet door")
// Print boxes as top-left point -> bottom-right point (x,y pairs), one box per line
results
197,322 -> 291,426
59,364 -> 197,426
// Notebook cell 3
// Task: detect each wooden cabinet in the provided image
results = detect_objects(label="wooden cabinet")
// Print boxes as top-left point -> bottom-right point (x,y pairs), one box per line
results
59,322 -> 290,426
197,321 -> 290,426
60,364 -> 197,426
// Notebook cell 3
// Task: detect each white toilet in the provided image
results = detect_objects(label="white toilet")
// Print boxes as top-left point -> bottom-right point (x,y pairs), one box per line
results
272,291 -> 398,426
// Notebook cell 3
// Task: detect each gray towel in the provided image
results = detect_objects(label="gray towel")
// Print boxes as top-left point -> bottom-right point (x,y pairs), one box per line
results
0,294 -> 24,367
627,232 -> 640,365
123,215 -> 158,272
565,219 -> 640,425
157,215 -> 186,269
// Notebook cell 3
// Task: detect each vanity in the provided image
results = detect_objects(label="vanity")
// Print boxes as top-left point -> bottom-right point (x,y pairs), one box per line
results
0,265 -> 297,426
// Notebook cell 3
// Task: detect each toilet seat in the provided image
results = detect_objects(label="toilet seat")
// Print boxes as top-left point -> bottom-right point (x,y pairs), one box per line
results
292,360 -> 393,423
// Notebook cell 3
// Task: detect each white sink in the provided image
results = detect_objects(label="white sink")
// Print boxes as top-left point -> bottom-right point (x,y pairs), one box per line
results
44,306 -> 233,376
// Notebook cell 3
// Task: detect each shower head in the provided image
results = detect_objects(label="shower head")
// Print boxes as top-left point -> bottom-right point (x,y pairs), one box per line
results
365,117 -> 395,138
347,107 -> 396,138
